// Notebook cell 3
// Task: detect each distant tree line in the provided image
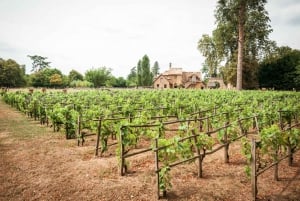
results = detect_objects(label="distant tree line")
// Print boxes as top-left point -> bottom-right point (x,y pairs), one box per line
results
0,54 -> 160,88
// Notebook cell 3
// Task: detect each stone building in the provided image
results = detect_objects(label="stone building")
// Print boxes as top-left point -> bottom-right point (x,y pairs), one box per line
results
153,66 -> 205,89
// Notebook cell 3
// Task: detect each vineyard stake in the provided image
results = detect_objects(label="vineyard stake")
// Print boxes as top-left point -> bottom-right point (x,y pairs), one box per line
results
251,138 -> 257,201
154,138 -> 161,199
95,119 -> 102,156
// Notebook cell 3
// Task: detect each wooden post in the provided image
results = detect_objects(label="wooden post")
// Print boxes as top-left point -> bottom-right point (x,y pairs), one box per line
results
95,119 -> 102,156
206,118 -> 210,133
77,115 -> 81,146
154,138 -> 161,199
199,154 -> 203,178
274,150 -> 279,181
288,120 -> 293,166
279,111 -> 284,130
120,127 -> 126,176
193,131 -> 203,178
251,139 -> 257,201
224,113 -> 230,163
224,126 -> 229,163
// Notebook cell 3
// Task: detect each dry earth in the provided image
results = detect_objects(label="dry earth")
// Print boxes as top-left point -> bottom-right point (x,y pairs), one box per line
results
0,99 -> 300,201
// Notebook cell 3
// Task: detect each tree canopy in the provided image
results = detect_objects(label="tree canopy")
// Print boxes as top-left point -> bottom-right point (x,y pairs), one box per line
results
199,0 -> 273,89
137,55 -> 153,86
151,61 -> 160,77
259,47 -> 300,90
68,69 -> 84,82
85,67 -> 113,87
31,68 -> 63,88
0,58 -> 26,87
28,55 -> 51,72
127,67 -> 137,87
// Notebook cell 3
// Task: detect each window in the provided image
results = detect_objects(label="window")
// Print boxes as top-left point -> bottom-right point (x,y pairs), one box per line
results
156,84 -> 159,88
164,84 -> 167,88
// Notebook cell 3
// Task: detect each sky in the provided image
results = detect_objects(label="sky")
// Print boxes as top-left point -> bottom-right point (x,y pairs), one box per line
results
0,0 -> 300,78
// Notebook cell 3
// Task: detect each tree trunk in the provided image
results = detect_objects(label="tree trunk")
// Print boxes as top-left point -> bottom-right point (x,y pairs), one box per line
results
236,2 -> 246,90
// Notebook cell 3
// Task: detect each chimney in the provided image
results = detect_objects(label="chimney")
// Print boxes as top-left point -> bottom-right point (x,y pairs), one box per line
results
169,62 -> 172,69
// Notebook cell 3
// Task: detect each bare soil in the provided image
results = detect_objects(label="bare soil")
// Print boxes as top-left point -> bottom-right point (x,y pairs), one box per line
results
0,99 -> 300,201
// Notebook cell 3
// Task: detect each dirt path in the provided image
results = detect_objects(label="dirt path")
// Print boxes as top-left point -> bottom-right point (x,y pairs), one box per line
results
0,99 -> 300,201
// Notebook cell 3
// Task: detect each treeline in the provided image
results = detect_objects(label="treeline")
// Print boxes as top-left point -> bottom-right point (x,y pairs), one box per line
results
0,54 -> 160,88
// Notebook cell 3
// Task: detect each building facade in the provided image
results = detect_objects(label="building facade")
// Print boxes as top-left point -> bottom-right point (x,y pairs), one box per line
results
153,67 -> 205,89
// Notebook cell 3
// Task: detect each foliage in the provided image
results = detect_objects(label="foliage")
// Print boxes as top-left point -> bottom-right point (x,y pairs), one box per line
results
152,61 -> 160,77
68,69 -> 84,82
30,68 -> 63,88
85,67 -> 113,87
126,67 -> 137,87
159,166 -> 171,192
0,58 -> 26,87
200,0 -> 273,89
49,73 -> 63,87
198,34 -> 221,77
69,80 -> 94,88
3,88 -> 300,191
260,124 -> 285,156
106,77 -> 127,87
241,137 -> 251,176
28,55 -> 51,72
137,55 -> 153,86
259,47 -> 300,90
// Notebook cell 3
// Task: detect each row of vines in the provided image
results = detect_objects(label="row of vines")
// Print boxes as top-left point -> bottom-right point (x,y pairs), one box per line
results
2,88 -> 300,200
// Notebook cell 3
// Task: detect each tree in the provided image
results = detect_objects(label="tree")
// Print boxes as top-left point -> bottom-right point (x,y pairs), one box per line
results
0,58 -> 26,87
49,73 -> 63,87
259,47 -> 300,90
202,0 -> 273,89
136,55 -> 152,86
27,55 -> 51,72
30,68 -> 63,87
152,61 -> 160,77
127,67 -> 137,87
141,55 -> 152,86
85,67 -> 113,87
68,69 -> 83,82
137,60 -> 142,86
198,34 -> 221,77
106,76 -> 127,87
236,0 -> 246,90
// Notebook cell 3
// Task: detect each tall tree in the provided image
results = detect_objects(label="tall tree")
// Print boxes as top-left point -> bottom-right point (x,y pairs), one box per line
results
198,34 -> 221,77
137,60 -> 142,86
201,0 -> 273,89
141,55 -> 152,86
236,1 -> 246,90
151,61 -> 160,77
127,67 -> 137,87
27,55 -> 51,72
85,67 -> 113,87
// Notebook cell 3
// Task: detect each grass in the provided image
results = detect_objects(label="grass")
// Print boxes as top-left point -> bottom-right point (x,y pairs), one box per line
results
0,98 -> 62,140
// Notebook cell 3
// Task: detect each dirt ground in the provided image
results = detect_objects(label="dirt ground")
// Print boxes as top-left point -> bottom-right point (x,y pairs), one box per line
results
1,99 -> 300,201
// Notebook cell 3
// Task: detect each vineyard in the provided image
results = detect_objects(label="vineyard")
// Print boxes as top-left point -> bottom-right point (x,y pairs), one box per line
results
1,88 -> 300,200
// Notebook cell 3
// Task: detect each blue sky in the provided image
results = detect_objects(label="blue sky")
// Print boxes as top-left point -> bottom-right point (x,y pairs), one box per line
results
0,0 -> 300,77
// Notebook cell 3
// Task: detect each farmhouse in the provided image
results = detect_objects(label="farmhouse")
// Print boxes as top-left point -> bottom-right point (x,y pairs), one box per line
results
153,65 -> 205,89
